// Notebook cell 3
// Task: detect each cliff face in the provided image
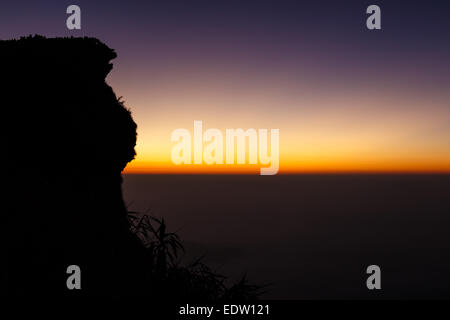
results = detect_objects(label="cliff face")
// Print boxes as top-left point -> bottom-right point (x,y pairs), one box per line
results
2,35 -> 141,296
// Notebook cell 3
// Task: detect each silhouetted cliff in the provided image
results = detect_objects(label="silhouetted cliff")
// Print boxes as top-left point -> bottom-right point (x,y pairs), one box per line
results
2,35 -> 142,296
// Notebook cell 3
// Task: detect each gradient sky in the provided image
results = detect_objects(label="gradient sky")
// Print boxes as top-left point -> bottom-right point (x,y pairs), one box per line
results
2,0 -> 450,173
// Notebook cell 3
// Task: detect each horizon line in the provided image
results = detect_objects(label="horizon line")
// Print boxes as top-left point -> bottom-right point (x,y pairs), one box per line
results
123,170 -> 450,175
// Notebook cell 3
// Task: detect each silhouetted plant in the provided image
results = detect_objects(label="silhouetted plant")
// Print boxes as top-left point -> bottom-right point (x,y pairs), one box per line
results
128,211 -> 265,300
222,274 -> 266,300
128,212 -> 183,275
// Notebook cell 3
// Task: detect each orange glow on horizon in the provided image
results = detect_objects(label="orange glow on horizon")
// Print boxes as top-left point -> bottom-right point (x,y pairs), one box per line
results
123,158 -> 450,174
109,57 -> 450,176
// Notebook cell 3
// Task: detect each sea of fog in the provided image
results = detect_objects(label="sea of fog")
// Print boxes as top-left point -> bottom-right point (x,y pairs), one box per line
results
122,174 -> 450,299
